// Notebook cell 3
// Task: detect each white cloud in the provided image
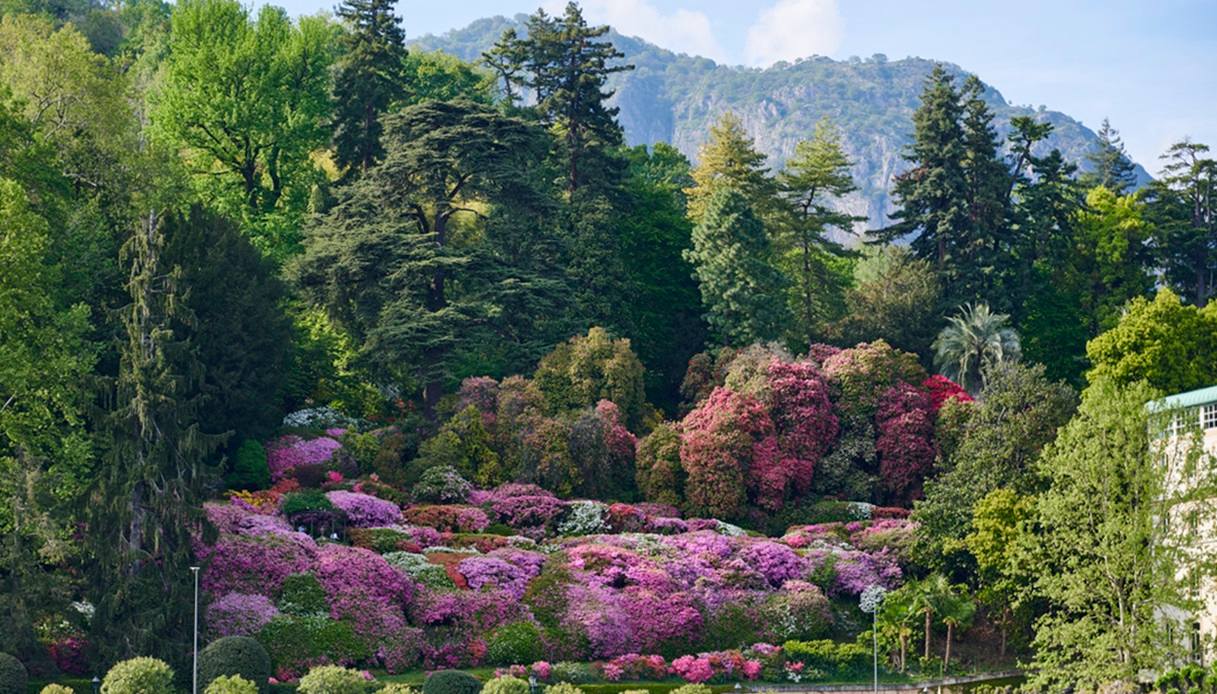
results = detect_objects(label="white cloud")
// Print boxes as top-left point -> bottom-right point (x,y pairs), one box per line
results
541,0 -> 726,63
745,0 -> 843,68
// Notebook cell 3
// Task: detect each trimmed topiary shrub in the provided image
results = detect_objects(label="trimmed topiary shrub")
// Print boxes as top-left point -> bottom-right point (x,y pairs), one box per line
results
227,439 -> 271,490
542,684 -> 585,694
205,675 -> 259,694
199,636 -> 271,694
0,652 -> 27,694
297,665 -> 368,694
256,615 -> 368,679
379,685 -> 420,694
40,686 -> 76,694
482,677 -> 529,694
671,685 -> 712,694
486,621 -> 543,666
277,573 -> 328,615
422,670 -> 482,694
100,657 -> 175,694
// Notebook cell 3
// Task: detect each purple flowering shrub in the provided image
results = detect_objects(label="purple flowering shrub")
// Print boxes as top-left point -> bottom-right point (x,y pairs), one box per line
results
266,435 -> 343,481
326,490 -> 402,527
207,592 -> 281,637
200,531 -> 318,597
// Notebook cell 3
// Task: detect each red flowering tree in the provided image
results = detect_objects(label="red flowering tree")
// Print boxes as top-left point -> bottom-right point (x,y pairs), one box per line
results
679,387 -> 770,519
921,374 -> 973,411
875,383 -> 936,503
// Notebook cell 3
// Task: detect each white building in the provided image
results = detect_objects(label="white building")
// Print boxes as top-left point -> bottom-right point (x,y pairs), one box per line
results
1156,385 -> 1217,663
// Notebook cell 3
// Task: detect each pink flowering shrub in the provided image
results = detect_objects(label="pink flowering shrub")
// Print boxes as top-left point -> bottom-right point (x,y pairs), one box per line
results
267,435 -> 343,481
680,388 -> 770,519
670,651 -> 761,683
459,549 -> 547,598
739,541 -> 807,588
325,490 -> 402,527
600,653 -> 668,681
48,636 -> 90,676
403,504 -> 490,533
206,592 -> 281,637
487,494 -> 566,529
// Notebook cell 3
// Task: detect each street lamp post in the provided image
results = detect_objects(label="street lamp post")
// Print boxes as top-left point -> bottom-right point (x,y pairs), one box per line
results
860,585 -> 887,694
191,565 -> 201,694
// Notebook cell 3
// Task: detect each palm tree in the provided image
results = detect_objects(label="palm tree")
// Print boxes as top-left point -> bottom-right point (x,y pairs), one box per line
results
940,587 -> 976,671
876,587 -> 919,672
932,303 -> 1020,395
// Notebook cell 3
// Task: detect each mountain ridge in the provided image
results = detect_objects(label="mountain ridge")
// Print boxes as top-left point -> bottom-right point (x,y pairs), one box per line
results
410,15 -> 1150,231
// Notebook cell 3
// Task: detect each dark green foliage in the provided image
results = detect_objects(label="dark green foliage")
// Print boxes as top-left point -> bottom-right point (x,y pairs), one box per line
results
255,616 -> 368,676
0,652 -> 27,694
277,573 -> 328,616
913,362 -> 1076,577
226,440 -> 270,491
1145,140 -> 1217,307
684,188 -> 788,346
166,208 -> 292,446
290,99 -> 558,414
199,636 -> 272,694
485,621 -> 543,665
281,490 -> 335,517
422,670 -> 483,694
413,406 -> 502,488
86,209 -> 224,668
331,0 -> 408,173
634,422 -> 683,506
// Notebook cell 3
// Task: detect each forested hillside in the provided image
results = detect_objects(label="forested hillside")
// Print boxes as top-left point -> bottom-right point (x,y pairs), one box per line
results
413,15 -> 1151,231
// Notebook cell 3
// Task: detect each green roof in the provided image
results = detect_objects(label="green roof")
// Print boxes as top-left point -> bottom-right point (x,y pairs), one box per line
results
1157,385 -> 1217,411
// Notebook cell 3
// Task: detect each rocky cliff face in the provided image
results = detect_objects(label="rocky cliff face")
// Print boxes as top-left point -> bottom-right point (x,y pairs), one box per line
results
413,16 -> 1150,235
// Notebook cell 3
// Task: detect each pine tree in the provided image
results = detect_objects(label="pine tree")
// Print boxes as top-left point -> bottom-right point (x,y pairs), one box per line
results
1084,118 -> 1138,194
87,209 -> 222,666
776,118 -> 862,346
957,76 -> 1012,306
872,65 -> 968,273
1145,139 -> 1217,306
684,187 -> 789,345
332,0 -> 408,174
686,112 -> 775,225
481,27 -> 527,107
514,3 -> 633,193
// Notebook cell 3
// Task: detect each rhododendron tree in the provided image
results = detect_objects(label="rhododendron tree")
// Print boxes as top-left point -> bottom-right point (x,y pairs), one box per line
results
874,383 -> 936,503
206,592 -> 281,637
921,374 -> 972,411
326,490 -> 402,527
680,387 -> 769,519
266,435 -> 343,481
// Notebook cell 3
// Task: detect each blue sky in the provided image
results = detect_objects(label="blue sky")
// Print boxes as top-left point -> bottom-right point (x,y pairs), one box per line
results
272,0 -> 1217,170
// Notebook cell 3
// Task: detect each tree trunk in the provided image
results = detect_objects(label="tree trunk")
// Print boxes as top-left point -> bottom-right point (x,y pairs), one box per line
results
899,634 -> 907,672
924,609 -> 932,661
944,623 -> 953,671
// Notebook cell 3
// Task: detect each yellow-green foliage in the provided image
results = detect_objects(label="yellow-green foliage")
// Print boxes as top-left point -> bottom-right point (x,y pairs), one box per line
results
298,665 -> 368,694
40,686 -> 76,694
671,686 -> 713,694
378,684 -> 420,694
533,327 -> 646,428
542,684 -> 585,694
205,675 -> 259,694
415,405 -> 502,486
482,676 -> 529,694
101,657 -> 176,694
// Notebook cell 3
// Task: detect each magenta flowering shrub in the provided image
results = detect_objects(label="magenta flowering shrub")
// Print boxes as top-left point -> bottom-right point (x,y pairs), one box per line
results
487,494 -> 566,529
807,546 -> 902,596
267,435 -> 343,481
670,651 -> 761,683
329,591 -> 421,672
326,490 -> 402,527
314,544 -> 414,608
739,541 -> 807,588
200,531 -> 318,596
680,387 -> 770,519
207,592 -> 280,637
599,653 -> 668,681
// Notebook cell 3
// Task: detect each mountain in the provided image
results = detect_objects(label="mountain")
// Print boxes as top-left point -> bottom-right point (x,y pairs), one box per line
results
411,15 -> 1151,233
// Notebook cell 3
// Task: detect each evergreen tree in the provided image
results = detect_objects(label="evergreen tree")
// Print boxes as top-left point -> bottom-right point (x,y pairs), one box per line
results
291,100 -> 558,415
776,118 -> 863,346
1145,139 -> 1217,306
957,76 -> 1012,306
332,0 -> 408,174
481,27 -> 527,106
686,111 -> 775,225
86,208 -> 222,666
684,188 -> 788,345
873,65 -> 966,264
1083,118 -> 1138,194
513,3 -> 632,193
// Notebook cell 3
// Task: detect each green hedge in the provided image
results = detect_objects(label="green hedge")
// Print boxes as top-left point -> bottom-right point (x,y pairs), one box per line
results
782,639 -> 869,679
200,636 -> 272,693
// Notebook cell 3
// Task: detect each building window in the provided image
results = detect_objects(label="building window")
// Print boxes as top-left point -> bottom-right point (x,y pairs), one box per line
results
1202,403 -> 1217,430
1193,621 -> 1203,663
